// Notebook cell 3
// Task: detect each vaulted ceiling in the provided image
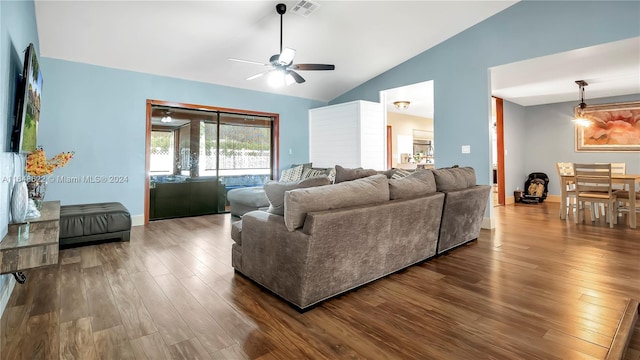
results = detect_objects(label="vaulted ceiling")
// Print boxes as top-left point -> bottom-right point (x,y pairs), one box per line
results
34,1 -> 517,103
34,1 -> 638,116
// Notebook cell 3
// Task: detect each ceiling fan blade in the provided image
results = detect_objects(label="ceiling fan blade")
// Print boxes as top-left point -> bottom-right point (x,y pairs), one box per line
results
228,58 -> 269,66
278,48 -> 296,65
291,64 -> 335,71
246,71 -> 268,81
287,70 -> 306,84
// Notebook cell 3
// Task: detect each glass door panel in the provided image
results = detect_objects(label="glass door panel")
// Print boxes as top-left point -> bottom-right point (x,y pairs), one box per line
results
218,113 -> 272,192
149,105 -> 275,219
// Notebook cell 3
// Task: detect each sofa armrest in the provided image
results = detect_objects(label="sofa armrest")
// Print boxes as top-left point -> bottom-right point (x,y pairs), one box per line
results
237,210 -> 311,305
437,185 -> 491,253
231,220 -> 242,245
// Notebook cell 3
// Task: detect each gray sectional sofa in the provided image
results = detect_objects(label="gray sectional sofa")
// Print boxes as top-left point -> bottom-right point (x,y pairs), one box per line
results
231,166 -> 490,309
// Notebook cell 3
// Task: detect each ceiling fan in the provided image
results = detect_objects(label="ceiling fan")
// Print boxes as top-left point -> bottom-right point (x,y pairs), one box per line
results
228,3 -> 335,86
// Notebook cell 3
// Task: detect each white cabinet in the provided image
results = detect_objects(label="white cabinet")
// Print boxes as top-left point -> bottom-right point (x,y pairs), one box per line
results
309,100 -> 385,169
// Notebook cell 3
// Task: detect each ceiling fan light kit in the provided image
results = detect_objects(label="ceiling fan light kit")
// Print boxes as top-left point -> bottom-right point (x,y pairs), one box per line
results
228,3 -> 335,87
268,70 -> 296,88
161,110 -> 172,123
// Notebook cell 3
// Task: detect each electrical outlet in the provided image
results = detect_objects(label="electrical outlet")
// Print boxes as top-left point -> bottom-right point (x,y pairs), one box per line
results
461,145 -> 471,154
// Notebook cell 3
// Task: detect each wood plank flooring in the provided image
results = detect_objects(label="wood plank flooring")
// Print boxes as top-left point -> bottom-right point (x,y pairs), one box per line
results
1,202 -> 639,359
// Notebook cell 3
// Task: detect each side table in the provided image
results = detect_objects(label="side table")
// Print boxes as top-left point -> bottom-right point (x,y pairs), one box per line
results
0,201 -> 60,283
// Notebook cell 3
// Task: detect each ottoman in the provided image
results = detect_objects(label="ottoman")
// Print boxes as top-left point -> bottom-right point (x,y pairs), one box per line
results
59,202 -> 131,247
226,187 -> 269,217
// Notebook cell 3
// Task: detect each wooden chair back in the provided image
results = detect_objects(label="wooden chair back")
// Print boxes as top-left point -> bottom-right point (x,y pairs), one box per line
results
556,162 -> 576,191
556,162 -> 574,176
573,163 -> 612,195
611,162 -> 626,175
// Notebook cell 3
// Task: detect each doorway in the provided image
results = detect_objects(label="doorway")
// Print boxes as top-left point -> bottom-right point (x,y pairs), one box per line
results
380,81 -> 435,170
145,100 -> 279,223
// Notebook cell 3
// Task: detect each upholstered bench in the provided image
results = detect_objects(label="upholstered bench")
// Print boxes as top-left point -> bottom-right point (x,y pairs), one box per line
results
226,187 -> 269,217
59,202 -> 131,247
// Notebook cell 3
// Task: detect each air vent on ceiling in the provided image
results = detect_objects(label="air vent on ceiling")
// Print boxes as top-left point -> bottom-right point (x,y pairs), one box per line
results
290,0 -> 320,17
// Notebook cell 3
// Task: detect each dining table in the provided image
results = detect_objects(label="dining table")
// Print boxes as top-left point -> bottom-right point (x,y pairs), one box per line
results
559,173 -> 640,228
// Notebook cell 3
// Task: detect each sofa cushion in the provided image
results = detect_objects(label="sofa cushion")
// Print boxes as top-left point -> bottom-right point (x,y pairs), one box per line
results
227,187 -> 269,207
284,174 -> 389,231
432,166 -> 476,192
388,170 -> 437,200
334,165 -> 377,183
264,176 -> 331,215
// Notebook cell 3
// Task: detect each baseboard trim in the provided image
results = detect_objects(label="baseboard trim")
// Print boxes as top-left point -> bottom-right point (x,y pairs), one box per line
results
605,298 -> 639,360
481,217 -> 495,230
545,195 -> 561,203
132,214 -> 144,227
508,195 -> 560,204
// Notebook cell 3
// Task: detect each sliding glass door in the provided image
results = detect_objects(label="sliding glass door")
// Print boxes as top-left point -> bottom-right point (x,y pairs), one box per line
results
148,104 -> 277,220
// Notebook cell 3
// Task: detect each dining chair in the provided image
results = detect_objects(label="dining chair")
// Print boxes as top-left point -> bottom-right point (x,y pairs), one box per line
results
613,189 -> 639,225
611,162 -> 626,175
611,162 -> 626,189
593,162 -> 626,217
555,162 -> 577,219
556,162 -> 599,220
573,163 -> 616,228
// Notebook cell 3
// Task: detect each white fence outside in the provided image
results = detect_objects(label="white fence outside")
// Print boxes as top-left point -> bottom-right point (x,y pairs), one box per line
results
150,148 -> 270,175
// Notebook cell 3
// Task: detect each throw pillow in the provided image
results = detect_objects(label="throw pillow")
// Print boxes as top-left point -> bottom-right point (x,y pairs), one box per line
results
390,169 -> 412,179
284,174 -> 389,231
326,167 -> 336,184
388,170 -> 437,200
302,167 -> 327,179
264,176 -> 331,215
334,165 -> 377,183
292,162 -> 313,170
280,164 -> 304,182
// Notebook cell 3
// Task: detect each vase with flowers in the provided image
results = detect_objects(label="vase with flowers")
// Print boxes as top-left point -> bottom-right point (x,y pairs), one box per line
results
25,147 -> 73,209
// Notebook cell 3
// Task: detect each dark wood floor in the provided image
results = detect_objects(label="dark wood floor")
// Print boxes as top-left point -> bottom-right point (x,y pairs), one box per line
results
1,202 -> 639,359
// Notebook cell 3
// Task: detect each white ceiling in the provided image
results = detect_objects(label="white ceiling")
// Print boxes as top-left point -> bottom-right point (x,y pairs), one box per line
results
491,37 -> 640,106
34,1 -> 637,118
34,0 -> 517,103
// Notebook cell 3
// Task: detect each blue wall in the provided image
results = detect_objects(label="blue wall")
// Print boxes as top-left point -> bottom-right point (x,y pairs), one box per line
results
503,100 -> 527,199
38,59 -> 325,217
0,0 -> 40,319
331,1 -> 640,215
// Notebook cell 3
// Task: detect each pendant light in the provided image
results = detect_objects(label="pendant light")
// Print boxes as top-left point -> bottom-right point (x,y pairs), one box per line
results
573,80 -> 591,127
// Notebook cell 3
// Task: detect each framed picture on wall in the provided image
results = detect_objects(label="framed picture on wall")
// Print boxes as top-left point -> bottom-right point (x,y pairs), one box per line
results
575,101 -> 640,152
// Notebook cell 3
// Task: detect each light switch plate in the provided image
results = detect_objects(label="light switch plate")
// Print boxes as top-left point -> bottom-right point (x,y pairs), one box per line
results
461,145 -> 471,154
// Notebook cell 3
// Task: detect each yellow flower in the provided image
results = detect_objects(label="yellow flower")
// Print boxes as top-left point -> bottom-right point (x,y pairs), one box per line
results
25,147 -> 74,176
